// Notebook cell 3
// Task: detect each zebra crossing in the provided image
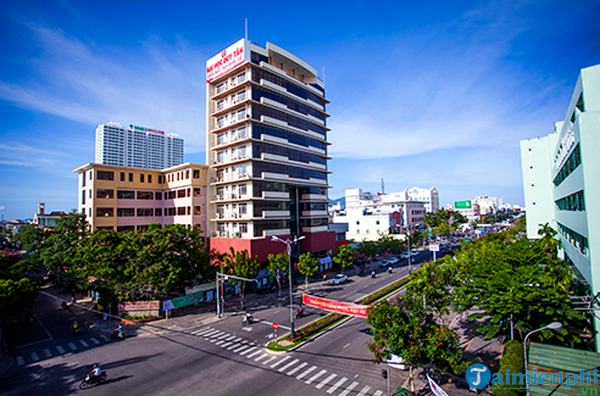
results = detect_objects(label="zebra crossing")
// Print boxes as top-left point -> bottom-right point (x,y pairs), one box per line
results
190,326 -> 384,396
14,335 -> 110,367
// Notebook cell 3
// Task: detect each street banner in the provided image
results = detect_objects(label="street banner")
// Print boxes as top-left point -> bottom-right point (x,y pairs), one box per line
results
118,300 -> 160,317
302,294 -> 369,318
427,375 -> 449,396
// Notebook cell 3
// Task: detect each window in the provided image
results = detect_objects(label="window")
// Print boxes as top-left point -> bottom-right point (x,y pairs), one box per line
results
117,225 -> 135,233
89,189 -> 92,199
82,174 -> 86,187
239,203 -> 247,214
97,171 -> 114,181
155,192 -> 162,200
239,184 -> 247,196
177,207 -> 186,216
217,133 -> 226,145
82,190 -> 86,205
187,206 -> 191,215
193,206 -> 201,215
158,175 -> 163,184
96,208 -> 114,217
90,171 -> 93,180
193,169 -> 200,179
120,172 -> 125,181
117,208 -> 135,217
137,191 -> 153,200
166,191 -> 176,199
155,208 -> 162,216
140,174 -> 144,183
194,188 -> 201,197
167,207 -> 176,216
239,223 -> 248,233
117,190 -> 135,199
186,170 -> 190,179
97,189 -> 114,199
177,189 -> 186,198
148,175 -> 152,183
129,173 -> 133,182
137,208 -> 153,217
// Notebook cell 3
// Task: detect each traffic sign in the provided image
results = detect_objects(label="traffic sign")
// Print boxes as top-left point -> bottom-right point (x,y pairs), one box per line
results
272,322 -> 278,331
429,244 -> 439,252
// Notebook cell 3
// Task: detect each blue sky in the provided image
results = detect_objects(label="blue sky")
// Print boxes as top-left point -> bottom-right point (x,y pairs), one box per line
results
1,0 -> 599,220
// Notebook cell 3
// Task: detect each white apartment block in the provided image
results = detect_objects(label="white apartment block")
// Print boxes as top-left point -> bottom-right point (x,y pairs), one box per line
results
404,186 -> 439,213
95,122 -> 184,170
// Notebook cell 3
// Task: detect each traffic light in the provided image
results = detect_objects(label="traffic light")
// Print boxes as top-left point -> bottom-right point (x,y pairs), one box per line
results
381,369 -> 388,379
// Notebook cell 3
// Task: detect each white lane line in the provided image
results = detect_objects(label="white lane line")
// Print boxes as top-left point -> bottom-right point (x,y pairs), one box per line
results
296,365 -> 317,380
286,362 -> 307,376
90,337 -> 100,345
254,353 -> 269,362
326,377 -> 347,394
30,352 -> 39,362
232,345 -> 250,353
373,391 -> 384,396
16,356 -> 25,366
79,340 -> 89,347
277,358 -> 299,373
269,355 -> 291,368
68,342 -> 77,351
356,385 -> 371,396
43,349 -> 52,358
56,346 -> 65,354
262,356 -> 277,365
246,349 -> 263,358
315,373 -> 337,389
100,335 -> 109,342
338,381 -> 359,396
306,369 -> 327,384
239,346 -> 258,356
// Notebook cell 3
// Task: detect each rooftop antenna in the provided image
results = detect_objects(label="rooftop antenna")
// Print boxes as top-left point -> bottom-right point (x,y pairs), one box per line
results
245,18 -> 248,40
381,178 -> 385,195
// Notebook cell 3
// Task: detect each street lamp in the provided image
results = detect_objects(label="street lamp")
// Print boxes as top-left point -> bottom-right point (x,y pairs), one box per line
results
272,235 -> 305,341
524,322 -> 562,396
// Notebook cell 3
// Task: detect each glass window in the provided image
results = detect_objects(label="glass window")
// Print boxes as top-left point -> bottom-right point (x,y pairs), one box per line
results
137,191 -> 153,200
97,171 -> 114,181
148,175 -> 152,183
193,169 -> 200,178
155,192 -> 162,200
140,174 -> 144,183
155,208 -> 162,216
97,189 -> 114,199
117,208 -> 135,217
120,172 -> 125,182
129,173 -> 133,182
96,208 -> 114,217
117,190 -> 135,199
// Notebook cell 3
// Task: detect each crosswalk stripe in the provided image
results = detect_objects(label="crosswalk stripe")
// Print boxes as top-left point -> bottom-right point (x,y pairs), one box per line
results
254,353 -> 269,362
269,355 -> 291,368
56,346 -> 65,354
239,346 -> 258,356
306,369 -> 327,384
356,385 -> 371,396
373,390 -> 384,396
215,340 -> 225,345
246,349 -> 263,358
203,329 -> 221,337
221,342 -> 233,348
16,356 -> 24,366
326,377 -> 347,394
296,365 -> 317,380
100,335 -> 109,342
90,337 -> 100,345
286,362 -> 307,376
216,333 -> 230,339
262,356 -> 277,365
223,335 -> 237,341
277,358 -> 299,373
68,342 -> 77,351
43,349 -> 52,358
315,373 -> 337,389
79,340 -> 89,347
338,380 -> 359,396
227,343 -> 241,350
30,352 -> 39,362
192,328 -> 212,335
231,337 -> 242,343
210,338 -> 219,343
232,345 -> 250,353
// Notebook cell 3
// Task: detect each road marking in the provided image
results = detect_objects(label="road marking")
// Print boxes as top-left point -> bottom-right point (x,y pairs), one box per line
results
232,345 -> 250,353
306,369 -> 327,384
240,346 -> 258,356
246,349 -> 263,358
343,342 -> 351,349
262,356 -> 277,365
286,362 -> 307,376
56,346 -> 65,354
90,337 -> 100,345
100,335 -> 109,342
373,390 -> 384,396
30,352 -> 39,362
216,333 -> 230,339
79,340 -> 89,347
215,340 -> 225,345
338,381 -> 359,396
296,365 -> 317,380
278,358 -> 299,373
227,343 -> 241,350
224,335 -> 237,341
16,356 -> 25,366
315,373 -> 337,389
210,338 -> 219,343
192,328 -> 212,335
254,353 -> 269,362
43,349 -> 52,358
68,342 -> 77,351
356,385 -> 371,396
232,337 -> 242,342
270,355 -> 291,368
220,342 -> 233,348
327,377 -> 347,394
201,329 -> 220,337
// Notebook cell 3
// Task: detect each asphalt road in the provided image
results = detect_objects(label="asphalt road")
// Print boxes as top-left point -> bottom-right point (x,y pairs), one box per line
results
1,247 -> 454,395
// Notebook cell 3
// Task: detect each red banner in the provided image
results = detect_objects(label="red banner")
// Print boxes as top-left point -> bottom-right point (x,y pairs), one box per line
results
302,294 -> 369,318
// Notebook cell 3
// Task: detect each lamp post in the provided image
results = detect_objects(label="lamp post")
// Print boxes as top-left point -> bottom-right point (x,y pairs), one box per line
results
272,235 -> 305,341
405,226 -> 412,276
523,322 -> 562,396
509,283 -> 540,340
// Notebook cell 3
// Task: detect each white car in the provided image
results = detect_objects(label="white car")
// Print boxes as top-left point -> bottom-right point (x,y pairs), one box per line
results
330,274 -> 348,285
410,250 -> 419,257
387,257 -> 399,265
400,252 -> 411,259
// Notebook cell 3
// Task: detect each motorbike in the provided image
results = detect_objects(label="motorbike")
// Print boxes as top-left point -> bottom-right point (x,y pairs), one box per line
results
388,267 -> 393,274
110,328 -> 127,339
295,308 -> 304,319
371,271 -> 376,278
61,301 -> 68,309
79,371 -> 107,390
242,313 -> 254,325
71,323 -> 80,335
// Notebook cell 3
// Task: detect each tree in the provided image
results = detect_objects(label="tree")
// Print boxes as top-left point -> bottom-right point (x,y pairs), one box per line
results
13,224 -> 48,255
267,252 -> 287,299
0,252 -> 39,320
377,234 -> 404,254
355,240 -> 380,260
297,253 -> 319,288
332,244 -> 355,273
40,212 -> 89,272
223,247 -> 259,310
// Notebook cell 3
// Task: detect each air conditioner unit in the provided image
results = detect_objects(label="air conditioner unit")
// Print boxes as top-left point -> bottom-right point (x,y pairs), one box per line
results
233,213 -> 238,218
234,233 -> 241,238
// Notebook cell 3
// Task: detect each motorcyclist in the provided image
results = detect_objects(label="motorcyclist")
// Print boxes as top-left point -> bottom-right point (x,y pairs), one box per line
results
371,271 -> 376,278
89,364 -> 101,381
244,312 -> 253,323
72,321 -> 79,333
296,306 -> 304,318
388,266 -> 392,273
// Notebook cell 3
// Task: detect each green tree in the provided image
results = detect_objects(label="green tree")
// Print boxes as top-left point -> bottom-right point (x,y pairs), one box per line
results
377,234 -> 404,254
267,252 -> 288,299
13,224 -> 48,255
298,253 -> 319,288
332,244 -> 356,274
0,252 -> 39,320
223,247 -> 259,310
40,212 -> 89,272
355,240 -> 380,260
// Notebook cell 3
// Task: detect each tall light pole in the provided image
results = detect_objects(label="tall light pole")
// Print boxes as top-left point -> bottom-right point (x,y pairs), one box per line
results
272,235 -> 305,341
524,322 -> 562,396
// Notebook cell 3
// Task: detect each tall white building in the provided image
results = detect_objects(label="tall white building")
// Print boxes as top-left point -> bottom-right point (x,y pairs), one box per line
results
95,122 -> 184,170
404,186 -> 439,213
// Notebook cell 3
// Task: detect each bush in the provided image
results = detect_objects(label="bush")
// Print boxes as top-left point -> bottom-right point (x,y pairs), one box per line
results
493,340 -> 525,396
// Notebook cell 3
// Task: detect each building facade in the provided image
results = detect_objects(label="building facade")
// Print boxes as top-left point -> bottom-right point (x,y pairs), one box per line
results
205,39 -> 335,262
520,64 -> 600,348
73,163 -> 208,233
95,122 -> 184,170
404,187 -> 439,213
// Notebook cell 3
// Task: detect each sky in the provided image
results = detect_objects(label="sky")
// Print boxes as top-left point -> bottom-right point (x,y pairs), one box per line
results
0,0 -> 599,221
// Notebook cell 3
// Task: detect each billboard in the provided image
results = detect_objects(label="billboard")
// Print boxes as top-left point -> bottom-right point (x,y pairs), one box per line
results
302,294 -> 369,318
455,200 -> 472,209
206,39 -> 249,83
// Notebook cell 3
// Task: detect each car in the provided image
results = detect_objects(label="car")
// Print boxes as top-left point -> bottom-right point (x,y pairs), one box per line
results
378,260 -> 389,268
388,257 -> 399,265
400,252 -> 411,259
330,274 -> 348,285
410,251 -> 419,257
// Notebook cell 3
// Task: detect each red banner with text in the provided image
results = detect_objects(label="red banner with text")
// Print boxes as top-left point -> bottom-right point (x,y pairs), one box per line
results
302,294 -> 370,318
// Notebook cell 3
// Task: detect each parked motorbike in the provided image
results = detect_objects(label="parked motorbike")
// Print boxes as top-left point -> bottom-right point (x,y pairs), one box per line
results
110,328 -> 127,339
242,313 -> 254,325
79,371 -> 107,390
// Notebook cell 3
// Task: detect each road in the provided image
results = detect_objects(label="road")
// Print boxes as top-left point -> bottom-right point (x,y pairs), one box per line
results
0,248 -> 452,395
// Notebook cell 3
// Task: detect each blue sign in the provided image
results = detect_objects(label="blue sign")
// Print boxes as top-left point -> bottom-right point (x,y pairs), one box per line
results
466,363 -> 491,389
